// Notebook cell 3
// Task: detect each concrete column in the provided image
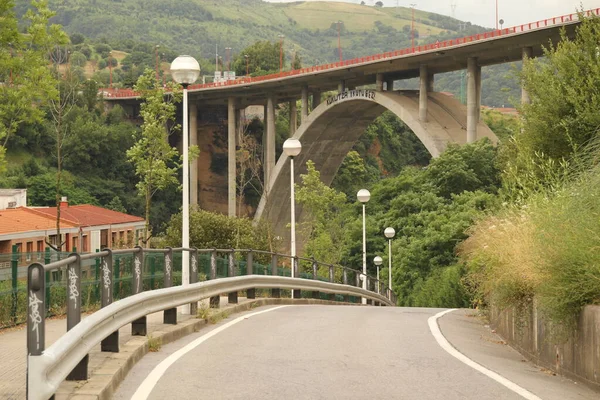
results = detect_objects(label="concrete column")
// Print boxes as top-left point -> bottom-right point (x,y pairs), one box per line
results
301,86 -> 309,125
386,79 -> 394,91
376,73 -> 384,92
427,74 -> 434,93
289,101 -> 297,136
338,80 -> 346,93
312,91 -> 322,110
521,47 -> 533,105
262,104 -> 267,165
227,97 -> 236,217
419,65 -> 428,122
265,95 -> 276,189
476,66 -> 482,123
467,57 -> 480,143
189,103 -> 198,207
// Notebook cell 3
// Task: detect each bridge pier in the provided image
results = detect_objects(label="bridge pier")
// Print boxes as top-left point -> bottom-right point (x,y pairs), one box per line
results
376,73 -> 384,92
313,91 -> 322,109
289,101 -> 297,136
190,103 -> 198,206
419,65 -> 429,122
467,57 -> 481,143
338,80 -> 346,93
522,47 -> 533,105
386,78 -> 394,91
228,97 -> 237,217
265,95 -> 276,190
301,86 -> 309,124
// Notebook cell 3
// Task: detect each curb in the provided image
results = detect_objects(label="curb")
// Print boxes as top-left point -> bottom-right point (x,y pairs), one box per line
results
56,298 -> 354,399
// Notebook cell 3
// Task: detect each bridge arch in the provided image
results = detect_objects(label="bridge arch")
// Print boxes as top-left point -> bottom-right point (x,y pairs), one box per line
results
254,89 -> 497,237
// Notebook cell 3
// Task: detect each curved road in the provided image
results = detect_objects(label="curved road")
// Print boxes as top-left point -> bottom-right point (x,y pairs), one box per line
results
114,306 -> 598,400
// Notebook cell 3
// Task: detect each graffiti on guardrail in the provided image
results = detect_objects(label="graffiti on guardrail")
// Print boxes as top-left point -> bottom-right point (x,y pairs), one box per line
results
134,257 -> 142,292
192,256 -> 197,273
29,291 -> 43,350
165,254 -> 172,280
102,260 -> 111,289
68,267 -> 79,309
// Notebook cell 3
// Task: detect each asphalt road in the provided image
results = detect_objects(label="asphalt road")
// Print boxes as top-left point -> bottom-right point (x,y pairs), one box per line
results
113,306 -> 599,400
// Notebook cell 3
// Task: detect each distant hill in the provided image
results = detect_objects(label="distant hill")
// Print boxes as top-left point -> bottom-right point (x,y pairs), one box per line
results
14,0 -> 520,107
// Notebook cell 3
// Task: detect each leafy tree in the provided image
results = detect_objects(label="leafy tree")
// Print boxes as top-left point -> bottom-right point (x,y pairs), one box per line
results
126,69 -> 182,242
232,41 -> 279,77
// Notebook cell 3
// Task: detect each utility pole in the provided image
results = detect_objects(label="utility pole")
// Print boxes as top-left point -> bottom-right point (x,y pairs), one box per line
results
496,0 -> 499,30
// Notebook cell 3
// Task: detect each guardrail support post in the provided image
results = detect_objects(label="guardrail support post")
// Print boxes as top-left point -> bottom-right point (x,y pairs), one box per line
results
312,258 -> 319,299
328,265 -> 335,301
100,249 -> 119,352
271,253 -> 280,298
163,247 -> 177,324
246,250 -> 255,299
228,249 -> 238,304
343,269 -> 349,303
132,246 -> 147,336
209,250 -> 220,308
190,248 -> 199,316
27,263 -> 46,398
66,253 -> 88,380
293,257 -> 301,299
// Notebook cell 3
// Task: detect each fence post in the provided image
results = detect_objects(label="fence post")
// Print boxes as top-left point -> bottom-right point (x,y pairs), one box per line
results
209,250 -> 220,308
292,257 -> 301,299
271,253 -> 280,298
190,248 -> 199,316
26,262 -> 46,398
132,246 -> 147,336
312,258 -> 319,299
100,249 -> 119,352
228,249 -> 238,304
246,250 -> 255,299
44,247 -> 51,313
328,265 -> 335,301
343,269 -> 349,303
163,247 -> 176,324
66,253 -> 88,380
11,245 -> 18,325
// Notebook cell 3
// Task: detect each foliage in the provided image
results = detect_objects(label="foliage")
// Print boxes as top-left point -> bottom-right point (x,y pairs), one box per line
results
126,69 -> 181,241
161,209 -> 273,253
231,41 -> 280,77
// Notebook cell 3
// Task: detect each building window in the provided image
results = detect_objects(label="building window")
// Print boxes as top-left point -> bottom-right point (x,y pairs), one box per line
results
82,235 -> 88,252
26,242 -> 33,261
111,232 -> 116,248
37,240 -> 44,259
72,236 -> 79,253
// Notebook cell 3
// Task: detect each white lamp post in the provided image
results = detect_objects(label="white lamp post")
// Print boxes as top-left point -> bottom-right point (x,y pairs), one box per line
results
357,189 -> 371,304
283,138 -> 301,298
171,55 -> 200,314
384,227 -> 395,300
374,256 -> 383,294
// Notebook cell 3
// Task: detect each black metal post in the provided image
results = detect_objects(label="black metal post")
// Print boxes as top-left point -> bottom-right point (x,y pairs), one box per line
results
163,247 -> 177,324
100,249 -> 119,352
190,248 -> 199,316
312,258 -> 319,299
292,257 -> 301,299
132,246 -> 147,336
228,250 -> 238,304
246,250 -> 255,299
328,265 -> 335,301
271,253 -> 280,298
343,269 -> 349,303
209,250 -> 220,308
26,263 -> 46,399
66,253 -> 88,380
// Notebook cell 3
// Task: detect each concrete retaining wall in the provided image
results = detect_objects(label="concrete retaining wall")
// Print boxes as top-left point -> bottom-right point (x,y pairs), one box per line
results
491,304 -> 600,390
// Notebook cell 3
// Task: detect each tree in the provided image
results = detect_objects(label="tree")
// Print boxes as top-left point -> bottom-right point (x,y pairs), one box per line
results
126,69 -> 182,243
375,1 -> 384,7
0,0 -> 66,173
231,41 -> 279,77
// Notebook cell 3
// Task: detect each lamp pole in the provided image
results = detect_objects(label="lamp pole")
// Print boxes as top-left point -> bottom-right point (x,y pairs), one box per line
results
374,256 -> 383,294
283,139 -> 302,298
357,189 -> 371,304
278,34 -> 285,73
334,21 -> 343,62
155,45 -> 160,82
410,4 -> 417,52
170,55 -> 201,314
496,0 -> 499,30
244,54 -> 249,76
384,227 -> 396,300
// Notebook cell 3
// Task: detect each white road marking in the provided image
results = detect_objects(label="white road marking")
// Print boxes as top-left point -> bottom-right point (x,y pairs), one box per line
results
428,309 -> 543,400
130,305 -> 290,400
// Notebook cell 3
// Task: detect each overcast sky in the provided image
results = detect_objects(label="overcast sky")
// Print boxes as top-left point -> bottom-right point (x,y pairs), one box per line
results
264,0 -> 599,28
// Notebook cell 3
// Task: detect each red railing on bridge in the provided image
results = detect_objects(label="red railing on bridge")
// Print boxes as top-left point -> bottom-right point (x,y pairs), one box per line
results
101,8 -> 600,99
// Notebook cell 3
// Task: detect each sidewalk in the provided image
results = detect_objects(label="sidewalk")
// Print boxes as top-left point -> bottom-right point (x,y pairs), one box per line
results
0,297 -> 234,400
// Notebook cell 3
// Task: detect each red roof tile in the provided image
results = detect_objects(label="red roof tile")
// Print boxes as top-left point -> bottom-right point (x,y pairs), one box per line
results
0,207 -> 78,235
32,205 -> 144,227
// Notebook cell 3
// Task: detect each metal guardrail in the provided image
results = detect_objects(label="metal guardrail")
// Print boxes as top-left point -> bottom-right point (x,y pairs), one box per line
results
26,247 -> 394,400
100,8 -> 600,99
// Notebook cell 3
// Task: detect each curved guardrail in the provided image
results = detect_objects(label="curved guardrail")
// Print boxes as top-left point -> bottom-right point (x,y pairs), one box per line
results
26,247 -> 394,400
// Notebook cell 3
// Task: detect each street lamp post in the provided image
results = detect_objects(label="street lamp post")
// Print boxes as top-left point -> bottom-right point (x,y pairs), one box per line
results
278,34 -> 285,73
410,4 -> 417,52
244,54 -> 249,76
357,189 -> 371,304
496,0 -> 499,30
283,139 -> 302,299
374,256 -> 383,294
384,227 -> 395,300
334,21 -> 343,63
170,55 -> 201,314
